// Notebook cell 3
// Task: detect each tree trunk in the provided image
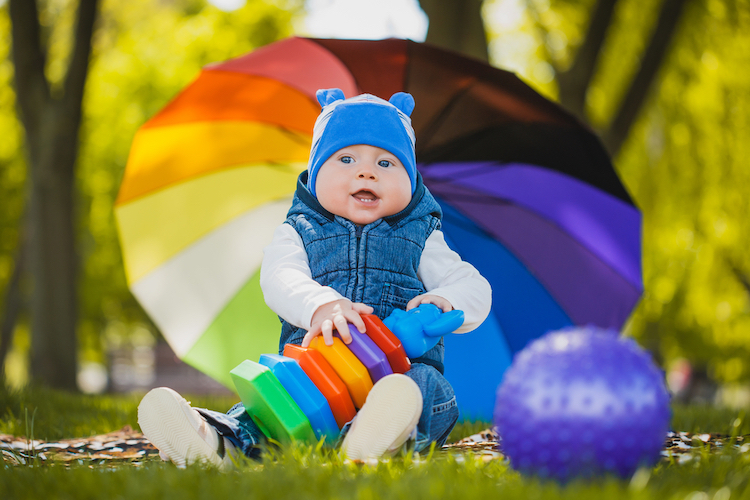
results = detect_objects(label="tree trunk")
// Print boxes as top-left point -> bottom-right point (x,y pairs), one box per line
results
601,0 -> 691,156
27,104 -> 80,389
419,0 -> 489,62
9,0 -> 98,390
556,0 -> 620,121
522,0 -> 691,157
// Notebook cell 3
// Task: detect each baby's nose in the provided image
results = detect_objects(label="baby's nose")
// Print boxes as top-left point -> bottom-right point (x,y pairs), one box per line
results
357,164 -> 378,180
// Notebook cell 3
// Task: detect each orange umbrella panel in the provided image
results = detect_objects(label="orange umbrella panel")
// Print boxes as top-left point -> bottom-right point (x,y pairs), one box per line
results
144,72 -> 319,133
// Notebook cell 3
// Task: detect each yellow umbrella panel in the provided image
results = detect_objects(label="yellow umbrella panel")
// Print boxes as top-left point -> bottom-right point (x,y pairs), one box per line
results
116,98 -> 314,388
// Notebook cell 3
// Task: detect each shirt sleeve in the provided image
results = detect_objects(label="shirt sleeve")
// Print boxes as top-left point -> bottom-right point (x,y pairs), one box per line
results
417,229 -> 493,333
259,223 -> 344,330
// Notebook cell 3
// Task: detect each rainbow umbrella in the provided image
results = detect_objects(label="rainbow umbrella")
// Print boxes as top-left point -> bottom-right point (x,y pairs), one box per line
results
116,38 -> 642,419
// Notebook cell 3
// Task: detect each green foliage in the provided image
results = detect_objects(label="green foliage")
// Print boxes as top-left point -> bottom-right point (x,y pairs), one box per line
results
0,0 -> 302,377
485,0 -> 750,383
0,9 -> 26,299
76,0 -> 302,361
617,0 -> 750,381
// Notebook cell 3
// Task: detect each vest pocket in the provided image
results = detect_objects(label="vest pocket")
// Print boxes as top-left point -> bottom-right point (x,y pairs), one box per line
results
378,283 -> 424,317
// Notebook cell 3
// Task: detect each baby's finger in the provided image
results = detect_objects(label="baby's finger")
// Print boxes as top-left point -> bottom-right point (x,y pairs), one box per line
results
302,327 -> 320,347
346,309 -> 368,333
321,319 -> 334,346
433,298 -> 453,313
408,294 -> 453,312
406,295 -> 426,311
352,303 -> 374,315
334,315 -> 352,343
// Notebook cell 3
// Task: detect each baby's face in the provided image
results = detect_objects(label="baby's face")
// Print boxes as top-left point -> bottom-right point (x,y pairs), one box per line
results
315,144 -> 412,225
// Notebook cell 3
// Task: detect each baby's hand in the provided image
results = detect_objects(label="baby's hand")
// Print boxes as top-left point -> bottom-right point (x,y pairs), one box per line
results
406,294 -> 453,313
303,299 -> 374,347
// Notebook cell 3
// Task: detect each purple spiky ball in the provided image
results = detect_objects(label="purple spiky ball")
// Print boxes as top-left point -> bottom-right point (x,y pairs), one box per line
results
494,327 -> 670,481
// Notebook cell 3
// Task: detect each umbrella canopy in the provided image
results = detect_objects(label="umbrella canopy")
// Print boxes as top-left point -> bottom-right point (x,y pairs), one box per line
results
115,37 -> 642,420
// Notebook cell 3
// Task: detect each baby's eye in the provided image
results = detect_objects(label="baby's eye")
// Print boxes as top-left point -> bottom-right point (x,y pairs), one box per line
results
340,156 -> 353,164
378,159 -> 392,168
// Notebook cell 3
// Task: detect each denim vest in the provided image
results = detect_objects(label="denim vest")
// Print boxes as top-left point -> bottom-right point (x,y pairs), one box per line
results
278,171 -> 446,373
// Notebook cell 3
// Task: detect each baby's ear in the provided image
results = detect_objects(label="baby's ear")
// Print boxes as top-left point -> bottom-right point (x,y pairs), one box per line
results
316,88 -> 346,108
389,92 -> 415,116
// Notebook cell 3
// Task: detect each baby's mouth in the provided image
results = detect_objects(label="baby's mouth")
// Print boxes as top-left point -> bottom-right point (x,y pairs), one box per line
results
352,190 -> 379,204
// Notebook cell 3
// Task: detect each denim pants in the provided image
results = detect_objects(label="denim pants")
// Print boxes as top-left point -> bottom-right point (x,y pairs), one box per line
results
197,363 -> 459,458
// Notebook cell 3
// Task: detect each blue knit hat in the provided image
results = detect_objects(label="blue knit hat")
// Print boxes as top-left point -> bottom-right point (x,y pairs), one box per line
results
307,88 -> 417,198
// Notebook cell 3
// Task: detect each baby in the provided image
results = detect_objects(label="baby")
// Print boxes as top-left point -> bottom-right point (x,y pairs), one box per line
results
138,89 -> 492,466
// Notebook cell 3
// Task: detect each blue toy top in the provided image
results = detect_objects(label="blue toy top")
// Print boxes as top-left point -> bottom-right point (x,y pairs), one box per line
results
382,304 -> 465,358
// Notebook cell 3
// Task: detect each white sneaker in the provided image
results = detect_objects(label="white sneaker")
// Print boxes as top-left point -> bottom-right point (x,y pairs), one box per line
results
138,387 -> 236,469
341,374 -> 422,460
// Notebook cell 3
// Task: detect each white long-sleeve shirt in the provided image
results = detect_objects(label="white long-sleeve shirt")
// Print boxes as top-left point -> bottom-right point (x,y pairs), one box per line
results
260,223 -> 492,333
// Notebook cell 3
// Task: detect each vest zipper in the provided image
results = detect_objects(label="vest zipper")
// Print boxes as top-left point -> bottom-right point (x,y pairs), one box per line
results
353,225 -> 363,299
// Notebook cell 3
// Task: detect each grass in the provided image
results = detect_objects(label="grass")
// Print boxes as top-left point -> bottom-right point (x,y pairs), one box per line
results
0,385 -> 238,441
2,386 -> 750,499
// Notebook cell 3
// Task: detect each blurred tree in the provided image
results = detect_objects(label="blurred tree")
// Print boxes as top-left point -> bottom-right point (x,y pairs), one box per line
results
7,0 -> 98,390
74,0 -> 299,375
419,0 -> 490,61
556,0 -> 689,156
537,0 -> 690,157
617,0 -> 750,388
421,0 -> 750,392
509,0 -> 750,394
0,0 -> 300,389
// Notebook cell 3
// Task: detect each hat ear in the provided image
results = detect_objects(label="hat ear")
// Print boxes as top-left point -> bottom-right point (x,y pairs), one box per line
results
389,92 -> 415,117
316,88 -> 346,108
